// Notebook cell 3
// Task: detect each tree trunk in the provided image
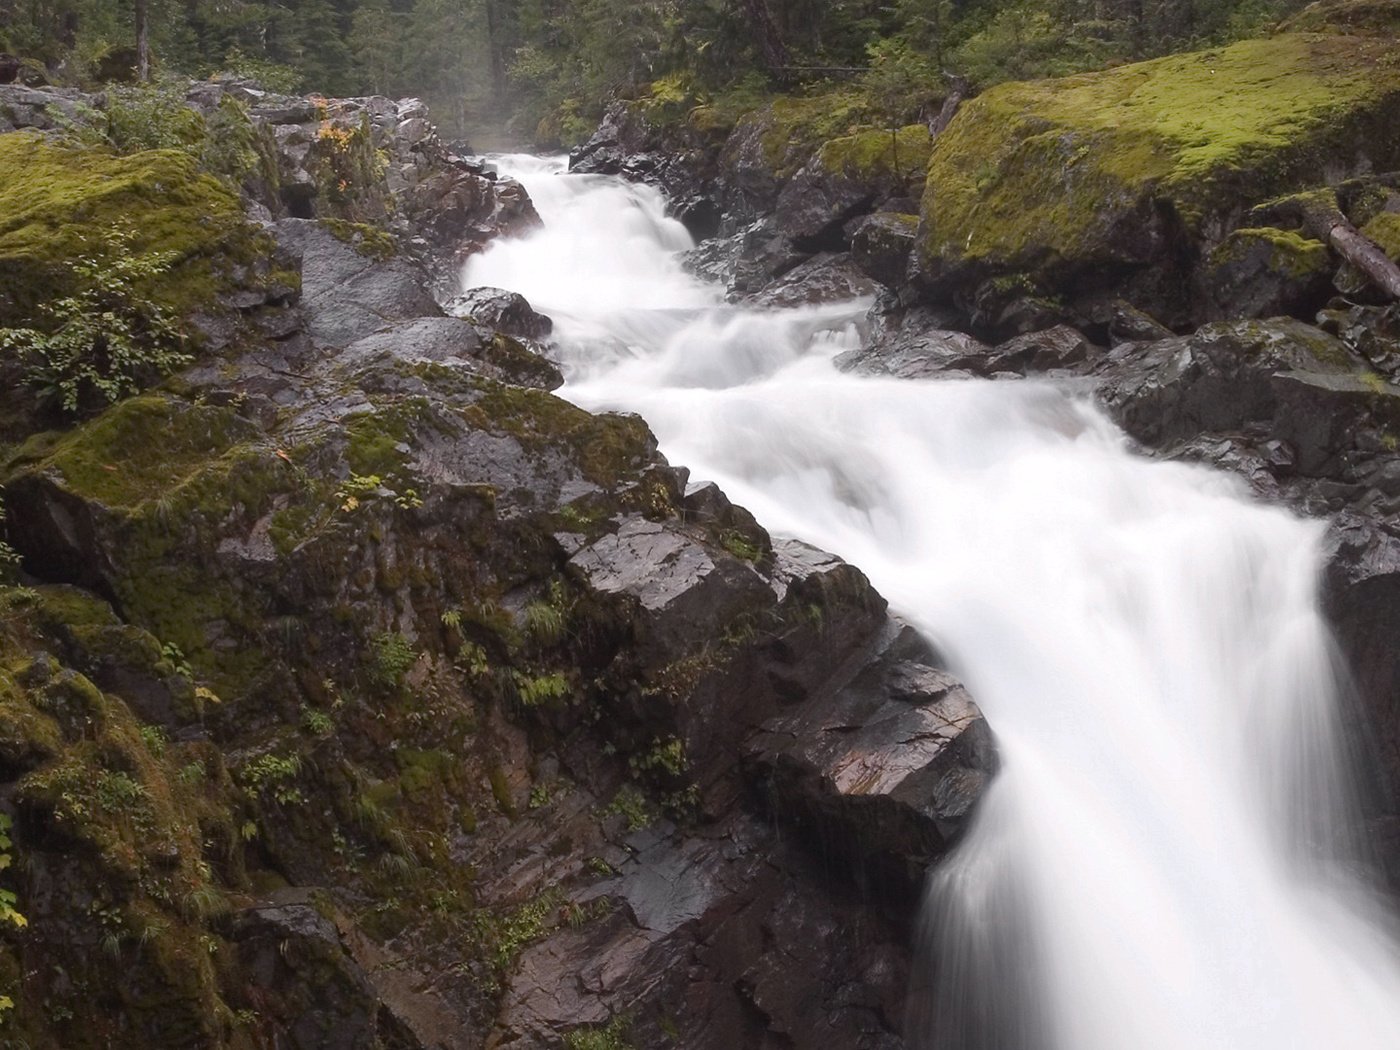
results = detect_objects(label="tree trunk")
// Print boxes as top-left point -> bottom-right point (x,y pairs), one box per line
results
135,0 -> 150,82
739,0 -> 790,76
1273,192 -> 1400,301
485,0 -> 507,110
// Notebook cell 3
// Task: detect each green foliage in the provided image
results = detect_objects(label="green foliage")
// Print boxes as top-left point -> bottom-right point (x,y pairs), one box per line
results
0,813 -> 26,931
370,631 -> 418,687
301,705 -> 335,736
240,752 -> 305,805
104,77 -> 207,153
603,785 -> 654,832
512,671 -> 570,707
0,228 -> 190,416
566,1016 -> 635,1050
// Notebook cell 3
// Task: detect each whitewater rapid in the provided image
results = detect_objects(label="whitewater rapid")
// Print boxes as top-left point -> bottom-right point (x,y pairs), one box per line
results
466,155 -> 1400,1050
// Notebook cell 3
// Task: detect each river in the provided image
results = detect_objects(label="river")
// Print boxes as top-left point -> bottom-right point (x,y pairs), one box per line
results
464,154 -> 1400,1050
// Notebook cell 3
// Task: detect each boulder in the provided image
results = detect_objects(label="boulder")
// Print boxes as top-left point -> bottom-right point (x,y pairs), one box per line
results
1200,227 -> 1334,321
1095,317 -> 1400,475
853,212 -> 920,291
446,286 -> 554,341
918,26 -> 1400,307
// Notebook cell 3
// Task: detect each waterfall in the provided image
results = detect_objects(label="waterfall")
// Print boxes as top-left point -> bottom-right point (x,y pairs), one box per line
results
464,155 -> 1400,1050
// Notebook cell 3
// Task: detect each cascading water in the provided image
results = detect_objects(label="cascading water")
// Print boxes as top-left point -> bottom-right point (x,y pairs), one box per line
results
465,156 -> 1400,1049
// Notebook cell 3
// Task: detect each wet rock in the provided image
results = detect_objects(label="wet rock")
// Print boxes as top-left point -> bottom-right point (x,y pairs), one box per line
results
227,892 -> 427,1049
747,622 -> 996,897
1096,318 -> 1400,475
853,212 -> 919,291
446,286 -> 554,341
337,316 -> 563,390
274,218 -> 441,347
1200,227 -> 1334,321
748,253 -> 880,309
842,318 -> 991,379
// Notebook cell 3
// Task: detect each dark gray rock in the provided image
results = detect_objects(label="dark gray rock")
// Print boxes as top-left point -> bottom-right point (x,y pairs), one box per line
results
274,219 -> 441,348
747,621 -> 995,896
446,287 -> 554,341
337,316 -> 563,390
853,212 -> 919,291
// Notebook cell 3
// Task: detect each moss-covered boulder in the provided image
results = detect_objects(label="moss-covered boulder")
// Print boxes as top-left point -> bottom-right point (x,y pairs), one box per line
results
0,132 -> 276,327
918,26 -> 1400,306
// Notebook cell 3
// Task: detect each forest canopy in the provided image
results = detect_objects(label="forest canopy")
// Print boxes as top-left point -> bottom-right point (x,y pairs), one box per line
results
0,0 -> 1317,143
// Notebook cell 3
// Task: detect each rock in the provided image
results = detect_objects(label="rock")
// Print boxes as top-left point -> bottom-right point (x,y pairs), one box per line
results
918,27 -> 1400,304
1200,227 -> 1334,321
747,253 -> 880,309
842,314 -> 992,379
853,212 -> 920,291
746,621 -> 996,896
1094,317 -> 1400,475
337,316 -> 563,390
773,127 -> 932,252
446,287 -> 554,341
274,218 -> 441,348
1323,514 -> 1400,886
226,894 -> 422,1049
985,325 -> 1098,374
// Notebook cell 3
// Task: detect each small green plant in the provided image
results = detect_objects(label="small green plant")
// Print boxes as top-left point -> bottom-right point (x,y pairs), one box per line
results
454,640 -> 490,678
139,724 -> 168,756
440,608 -> 463,630
602,785 -> 654,832
336,472 -> 383,512
176,760 -> 207,784
95,770 -> 146,810
720,530 -> 762,562
300,705 -> 335,736
369,631 -> 417,687
160,642 -> 194,681
512,671 -> 569,707
629,737 -> 687,778
0,229 -> 191,416
565,1015 -> 635,1050
528,782 -> 552,810
0,813 -> 26,931
241,753 -> 305,805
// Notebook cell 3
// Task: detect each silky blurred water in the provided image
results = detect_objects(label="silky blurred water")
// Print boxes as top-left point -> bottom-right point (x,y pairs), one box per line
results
465,155 -> 1400,1050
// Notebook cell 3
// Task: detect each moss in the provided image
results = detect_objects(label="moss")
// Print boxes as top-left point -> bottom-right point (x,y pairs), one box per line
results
724,88 -> 887,182
7,395 -> 256,508
921,31 -> 1400,286
1361,211 -> 1400,261
0,132 -> 273,328
466,381 -> 655,489
818,125 -> 933,184
318,218 -> 397,261
1209,226 -> 1332,278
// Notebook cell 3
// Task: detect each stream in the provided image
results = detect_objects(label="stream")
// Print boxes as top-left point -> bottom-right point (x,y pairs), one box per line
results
464,154 -> 1400,1050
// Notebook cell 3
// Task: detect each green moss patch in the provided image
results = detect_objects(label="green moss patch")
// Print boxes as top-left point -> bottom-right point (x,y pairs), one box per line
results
0,132 -> 271,328
920,31 -> 1400,289
818,125 -> 933,184
1361,211 -> 1400,261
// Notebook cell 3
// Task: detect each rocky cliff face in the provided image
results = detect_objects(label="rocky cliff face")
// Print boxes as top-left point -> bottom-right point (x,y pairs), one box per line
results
0,80 -> 993,1049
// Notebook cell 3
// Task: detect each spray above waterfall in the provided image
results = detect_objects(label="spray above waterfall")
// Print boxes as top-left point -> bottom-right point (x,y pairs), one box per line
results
465,156 -> 1400,1050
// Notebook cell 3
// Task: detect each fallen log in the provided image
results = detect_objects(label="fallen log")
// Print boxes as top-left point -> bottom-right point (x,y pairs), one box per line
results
1254,189 -> 1400,301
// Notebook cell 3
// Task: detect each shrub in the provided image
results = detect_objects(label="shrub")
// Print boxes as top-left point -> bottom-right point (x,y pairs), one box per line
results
0,229 -> 190,416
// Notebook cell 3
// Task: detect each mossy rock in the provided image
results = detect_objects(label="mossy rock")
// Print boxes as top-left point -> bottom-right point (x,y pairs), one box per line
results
1362,211 -> 1400,261
0,132 -> 273,327
919,30 -> 1400,296
1201,226 -> 1334,319
818,125 -> 933,184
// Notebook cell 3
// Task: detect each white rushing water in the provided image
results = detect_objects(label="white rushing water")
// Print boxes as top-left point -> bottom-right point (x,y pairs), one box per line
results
466,156 -> 1400,1049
